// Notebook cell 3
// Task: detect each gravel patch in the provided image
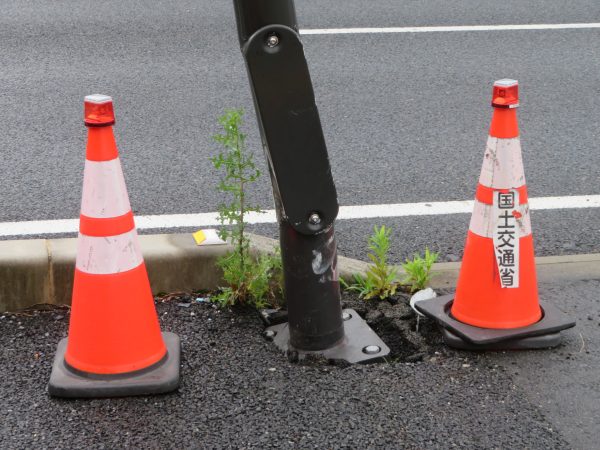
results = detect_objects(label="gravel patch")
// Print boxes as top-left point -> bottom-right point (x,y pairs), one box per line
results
0,292 -> 569,449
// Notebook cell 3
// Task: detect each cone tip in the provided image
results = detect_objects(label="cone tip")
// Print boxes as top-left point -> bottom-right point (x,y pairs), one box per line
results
492,79 -> 519,108
84,94 -> 115,126
493,79 -> 518,88
85,94 -> 112,104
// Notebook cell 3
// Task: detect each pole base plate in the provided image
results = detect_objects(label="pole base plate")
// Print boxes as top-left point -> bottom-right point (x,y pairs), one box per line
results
48,332 -> 181,398
266,309 -> 390,364
414,294 -> 575,350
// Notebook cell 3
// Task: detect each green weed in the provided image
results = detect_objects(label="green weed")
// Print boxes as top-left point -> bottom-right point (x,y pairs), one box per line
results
402,247 -> 439,293
341,225 -> 399,300
210,109 -> 282,308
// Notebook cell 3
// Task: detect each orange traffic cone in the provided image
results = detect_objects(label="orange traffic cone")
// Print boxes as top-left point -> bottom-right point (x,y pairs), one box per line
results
49,95 -> 180,397
415,80 -> 574,350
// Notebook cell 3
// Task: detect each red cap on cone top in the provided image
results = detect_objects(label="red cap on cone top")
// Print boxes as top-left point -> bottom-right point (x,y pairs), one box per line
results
84,94 -> 115,127
492,79 -> 519,109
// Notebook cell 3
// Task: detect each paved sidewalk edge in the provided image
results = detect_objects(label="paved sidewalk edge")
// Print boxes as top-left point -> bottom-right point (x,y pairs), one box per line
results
1,233 -> 598,312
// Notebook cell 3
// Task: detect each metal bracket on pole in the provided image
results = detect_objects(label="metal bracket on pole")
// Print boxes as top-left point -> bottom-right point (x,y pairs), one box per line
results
233,0 -> 389,363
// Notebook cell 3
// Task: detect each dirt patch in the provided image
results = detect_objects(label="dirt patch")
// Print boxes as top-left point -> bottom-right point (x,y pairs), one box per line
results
341,290 -> 446,362
157,288 -> 446,364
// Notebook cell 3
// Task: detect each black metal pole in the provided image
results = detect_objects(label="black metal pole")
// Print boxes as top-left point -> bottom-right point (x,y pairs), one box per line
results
233,0 -> 298,46
280,223 -> 343,350
233,0 -> 344,352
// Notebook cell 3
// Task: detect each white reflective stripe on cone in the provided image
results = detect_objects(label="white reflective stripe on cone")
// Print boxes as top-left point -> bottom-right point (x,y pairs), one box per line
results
469,200 -> 532,238
76,229 -> 144,275
80,158 -> 131,218
478,137 -> 526,189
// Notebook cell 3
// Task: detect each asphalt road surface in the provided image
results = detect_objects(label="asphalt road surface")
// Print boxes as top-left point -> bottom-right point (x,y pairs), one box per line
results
1,0 -> 599,262
2,280 -> 598,449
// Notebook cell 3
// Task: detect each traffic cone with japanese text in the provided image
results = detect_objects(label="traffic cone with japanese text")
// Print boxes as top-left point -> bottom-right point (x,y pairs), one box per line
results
415,80 -> 574,349
453,79 -> 540,328
48,95 -> 180,397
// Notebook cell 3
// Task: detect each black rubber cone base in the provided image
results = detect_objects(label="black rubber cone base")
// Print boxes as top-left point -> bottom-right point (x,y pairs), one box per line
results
48,332 -> 181,398
441,328 -> 563,350
266,309 -> 390,364
414,294 -> 575,351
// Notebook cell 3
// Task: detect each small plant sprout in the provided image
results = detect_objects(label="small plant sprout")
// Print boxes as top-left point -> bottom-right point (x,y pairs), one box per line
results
402,247 -> 439,293
211,109 -> 282,308
342,225 -> 400,300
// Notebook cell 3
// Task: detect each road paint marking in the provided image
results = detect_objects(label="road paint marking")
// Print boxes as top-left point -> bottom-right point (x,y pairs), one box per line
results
300,23 -> 600,35
0,195 -> 598,238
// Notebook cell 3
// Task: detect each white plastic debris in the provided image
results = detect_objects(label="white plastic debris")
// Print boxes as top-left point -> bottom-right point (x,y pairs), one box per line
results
192,229 -> 226,246
410,288 -> 437,332
409,288 -> 437,317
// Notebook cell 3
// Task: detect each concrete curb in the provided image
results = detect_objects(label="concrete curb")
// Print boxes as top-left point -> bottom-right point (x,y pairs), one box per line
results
1,233 -> 599,312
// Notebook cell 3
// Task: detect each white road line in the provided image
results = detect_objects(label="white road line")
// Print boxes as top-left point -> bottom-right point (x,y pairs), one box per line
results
300,23 -> 600,35
1,195 -> 598,238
